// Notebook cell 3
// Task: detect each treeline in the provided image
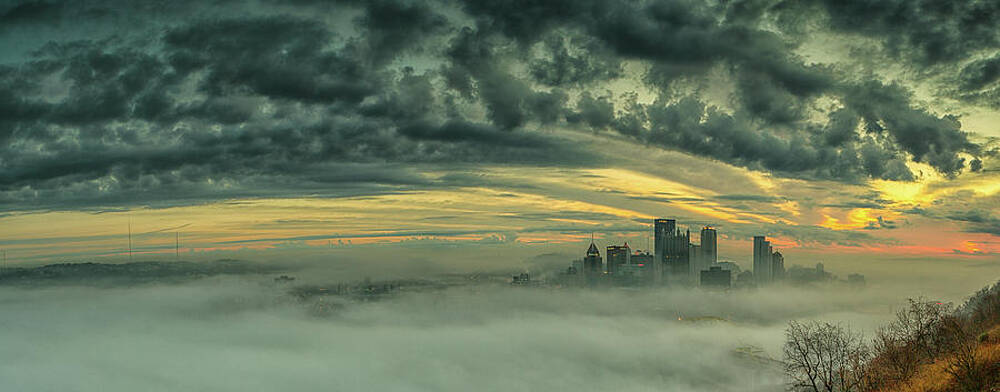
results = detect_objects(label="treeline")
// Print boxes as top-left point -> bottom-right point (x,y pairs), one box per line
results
783,280 -> 1000,391
0,260 -> 278,285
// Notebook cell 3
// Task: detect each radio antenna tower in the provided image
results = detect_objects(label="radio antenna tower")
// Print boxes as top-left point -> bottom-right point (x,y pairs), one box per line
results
175,232 -> 179,261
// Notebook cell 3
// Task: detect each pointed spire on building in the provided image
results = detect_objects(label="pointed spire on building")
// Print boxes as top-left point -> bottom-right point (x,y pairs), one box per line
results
587,240 -> 600,256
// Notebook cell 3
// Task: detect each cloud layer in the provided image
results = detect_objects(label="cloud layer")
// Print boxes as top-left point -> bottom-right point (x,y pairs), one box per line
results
0,0 -> 994,211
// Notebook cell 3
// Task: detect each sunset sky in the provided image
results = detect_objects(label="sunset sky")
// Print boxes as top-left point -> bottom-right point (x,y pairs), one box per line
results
1,0 -> 998,274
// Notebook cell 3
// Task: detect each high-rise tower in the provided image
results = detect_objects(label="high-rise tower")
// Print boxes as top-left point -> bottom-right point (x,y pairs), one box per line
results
653,218 -> 675,264
753,236 -> 772,284
584,240 -> 602,273
606,242 -> 630,275
700,226 -> 717,266
653,219 -> 675,284
771,251 -> 785,281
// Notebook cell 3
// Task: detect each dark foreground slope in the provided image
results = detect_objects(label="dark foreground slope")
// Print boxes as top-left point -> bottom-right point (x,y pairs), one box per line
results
876,281 -> 1000,392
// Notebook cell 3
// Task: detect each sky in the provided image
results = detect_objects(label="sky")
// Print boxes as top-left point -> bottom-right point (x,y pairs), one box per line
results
1,0 -> 999,275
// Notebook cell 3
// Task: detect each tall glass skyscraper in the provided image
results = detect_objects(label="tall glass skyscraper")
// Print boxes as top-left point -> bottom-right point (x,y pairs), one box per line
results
753,236 -> 772,284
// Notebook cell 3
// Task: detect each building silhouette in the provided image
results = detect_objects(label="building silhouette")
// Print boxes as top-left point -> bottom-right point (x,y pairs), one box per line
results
583,240 -> 603,285
700,266 -> 732,288
689,242 -> 702,282
700,226 -> 717,265
653,218 -> 674,284
771,251 -> 785,281
753,236 -> 772,285
654,219 -> 691,284
606,242 -> 631,275
630,250 -> 654,266
629,250 -> 655,285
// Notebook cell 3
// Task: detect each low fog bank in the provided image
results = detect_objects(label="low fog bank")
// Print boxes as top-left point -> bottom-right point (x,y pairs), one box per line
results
1,272 -> 982,392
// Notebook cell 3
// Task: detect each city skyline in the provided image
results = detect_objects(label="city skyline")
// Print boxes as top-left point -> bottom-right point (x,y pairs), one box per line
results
570,218 -> 778,288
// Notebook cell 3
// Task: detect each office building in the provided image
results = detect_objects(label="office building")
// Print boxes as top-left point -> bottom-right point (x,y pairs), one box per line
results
616,263 -> 648,285
753,236 -> 772,285
700,266 -> 732,288
689,243 -> 702,281
771,251 -> 785,281
653,219 -> 674,282
630,250 -> 654,266
716,261 -> 741,274
654,218 -> 691,284
606,242 -> 631,275
630,250 -> 655,285
668,229 -> 691,282
700,226 -> 717,265
584,241 -> 603,276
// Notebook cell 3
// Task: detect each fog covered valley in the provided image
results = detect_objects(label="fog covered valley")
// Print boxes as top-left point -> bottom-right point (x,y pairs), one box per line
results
0,260 -> 991,391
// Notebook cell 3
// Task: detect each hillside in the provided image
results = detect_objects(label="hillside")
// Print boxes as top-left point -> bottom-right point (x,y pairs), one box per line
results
885,324 -> 1000,392
877,280 -> 1000,392
783,280 -> 1000,392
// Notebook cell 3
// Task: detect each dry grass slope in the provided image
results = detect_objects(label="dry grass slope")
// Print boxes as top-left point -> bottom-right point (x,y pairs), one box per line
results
884,326 -> 1000,392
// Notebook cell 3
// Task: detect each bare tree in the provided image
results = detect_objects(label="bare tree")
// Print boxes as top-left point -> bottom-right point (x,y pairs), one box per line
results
867,325 -> 920,388
961,281 -> 1000,327
941,316 -> 985,392
888,298 -> 953,359
783,321 -> 870,392
862,298 -> 954,389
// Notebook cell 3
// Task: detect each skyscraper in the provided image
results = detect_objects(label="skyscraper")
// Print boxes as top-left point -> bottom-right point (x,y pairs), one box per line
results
674,229 -> 691,281
584,240 -> 603,275
653,220 -> 691,284
606,242 -> 630,275
700,226 -> 717,266
630,249 -> 655,285
753,236 -> 772,284
653,219 -> 675,265
689,243 -> 701,282
653,219 -> 675,284
771,251 -> 785,281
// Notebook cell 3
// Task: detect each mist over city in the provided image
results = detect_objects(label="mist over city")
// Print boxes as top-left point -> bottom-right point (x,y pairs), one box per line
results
2,0 -> 1000,391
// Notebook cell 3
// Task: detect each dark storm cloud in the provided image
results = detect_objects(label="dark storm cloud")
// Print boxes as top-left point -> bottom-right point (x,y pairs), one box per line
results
528,35 -> 622,87
955,55 -> 1000,108
867,216 -> 897,230
456,0 -> 978,180
0,1 -> 62,28
782,0 -> 1000,66
770,0 -> 1000,111
353,0 -> 449,65
164,16 -> 376,104
945,208 -> 1000,236
442,26 -> 573,130
0,9 -> 595,211
959,56 -> 1000,92
841,81 -> 977,175
0,0 -> 992,211
902,190 -> 1000,236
